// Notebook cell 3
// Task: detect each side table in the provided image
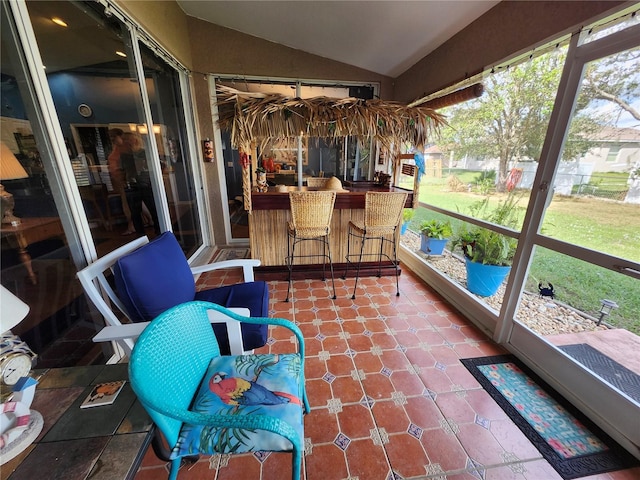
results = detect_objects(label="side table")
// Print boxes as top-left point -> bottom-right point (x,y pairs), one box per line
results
1,364 -> 153,480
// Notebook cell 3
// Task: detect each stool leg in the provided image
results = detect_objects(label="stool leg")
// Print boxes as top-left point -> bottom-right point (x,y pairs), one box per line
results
351,231 -> 366,300
392,233 -> 400,296
285,232 -> 295,302
325,234 -> 337,299
342,227 -> 352,280
321,237 -> 327,282
377,236 -> 385,277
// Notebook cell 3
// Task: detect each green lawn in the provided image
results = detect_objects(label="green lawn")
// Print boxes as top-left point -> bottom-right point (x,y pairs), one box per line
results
400,174 -> 640,334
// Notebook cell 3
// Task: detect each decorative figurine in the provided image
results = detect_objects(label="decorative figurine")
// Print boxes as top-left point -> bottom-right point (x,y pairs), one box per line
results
538,283 -> 555,299
255,167 -> 268,192
0,376 -> 44,465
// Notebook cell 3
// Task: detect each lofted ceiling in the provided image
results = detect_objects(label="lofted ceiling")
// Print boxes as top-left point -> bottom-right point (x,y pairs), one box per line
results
176,0 -> 501,78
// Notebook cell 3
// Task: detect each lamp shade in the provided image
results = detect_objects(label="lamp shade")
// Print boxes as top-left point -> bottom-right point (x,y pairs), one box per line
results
0,285 -> 30,332
0,142 -> 29,181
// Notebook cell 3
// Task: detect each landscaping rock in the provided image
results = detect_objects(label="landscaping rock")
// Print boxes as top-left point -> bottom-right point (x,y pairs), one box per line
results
401,230 -> 608,336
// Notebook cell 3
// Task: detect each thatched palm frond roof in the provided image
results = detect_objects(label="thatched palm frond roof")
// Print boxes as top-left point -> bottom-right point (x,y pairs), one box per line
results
215,85 -> 447,152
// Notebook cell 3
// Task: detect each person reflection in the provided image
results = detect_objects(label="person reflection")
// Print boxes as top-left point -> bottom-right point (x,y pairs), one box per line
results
108,128 -> 135,235
121,132 -> 160,236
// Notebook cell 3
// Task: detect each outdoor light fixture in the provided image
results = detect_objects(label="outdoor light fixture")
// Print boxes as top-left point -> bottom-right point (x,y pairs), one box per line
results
597,299 -> 619,326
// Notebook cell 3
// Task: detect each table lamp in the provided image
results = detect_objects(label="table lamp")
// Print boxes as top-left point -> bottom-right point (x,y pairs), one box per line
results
0,285 -> 30,334
0,141 -> 29,225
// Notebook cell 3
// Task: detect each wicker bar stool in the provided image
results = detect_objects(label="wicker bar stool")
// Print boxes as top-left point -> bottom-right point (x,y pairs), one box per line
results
285,191 -> 337,302
343,191 -> 408,299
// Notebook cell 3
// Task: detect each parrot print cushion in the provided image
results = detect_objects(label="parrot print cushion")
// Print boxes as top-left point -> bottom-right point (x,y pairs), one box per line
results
172,353 -> 304,458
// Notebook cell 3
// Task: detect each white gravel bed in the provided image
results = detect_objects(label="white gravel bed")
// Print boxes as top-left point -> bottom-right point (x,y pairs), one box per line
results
401,230 -> 608,336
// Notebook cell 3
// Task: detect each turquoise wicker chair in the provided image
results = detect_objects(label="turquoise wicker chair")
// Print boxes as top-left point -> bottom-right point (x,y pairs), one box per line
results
128,301 -> 309,480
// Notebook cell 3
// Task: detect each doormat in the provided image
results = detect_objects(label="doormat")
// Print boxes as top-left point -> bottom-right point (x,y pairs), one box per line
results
558,344 -> 640,403
212,248 -> 250,263
461,355 -> 638,479
229,205 -> 249,226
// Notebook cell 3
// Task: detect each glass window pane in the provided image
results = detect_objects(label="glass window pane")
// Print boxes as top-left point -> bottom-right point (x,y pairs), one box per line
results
517,247 -> 639,403
139,42 -> 202,256
26,0 -> 159,245
2,2 -> 102,366
541,47 -> 640,264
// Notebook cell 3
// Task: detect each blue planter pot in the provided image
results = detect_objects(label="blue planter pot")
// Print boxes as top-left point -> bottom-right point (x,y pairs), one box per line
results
420,236 -> 448,255
464,258 -> 511,297
401,222 -> 409,235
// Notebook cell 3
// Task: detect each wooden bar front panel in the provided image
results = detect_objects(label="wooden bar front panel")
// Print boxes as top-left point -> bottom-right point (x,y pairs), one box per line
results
249,187 -> 412,268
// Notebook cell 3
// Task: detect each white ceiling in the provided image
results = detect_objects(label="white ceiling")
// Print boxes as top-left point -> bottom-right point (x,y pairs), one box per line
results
177,1 -> 501,78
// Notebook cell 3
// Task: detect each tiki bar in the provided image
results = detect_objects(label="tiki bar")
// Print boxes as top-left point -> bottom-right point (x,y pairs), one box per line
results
215,85 -> 446,278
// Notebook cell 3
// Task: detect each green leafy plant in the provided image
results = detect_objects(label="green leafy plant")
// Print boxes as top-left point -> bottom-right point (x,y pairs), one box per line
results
474,170 -> 496,194
451,194 -> 521,266
402,208 -> 415,222
419,219 -> 453,239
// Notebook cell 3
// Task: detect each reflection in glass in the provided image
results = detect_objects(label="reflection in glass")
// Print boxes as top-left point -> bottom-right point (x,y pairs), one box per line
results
27,0 -> 155,248
139,42 -> 202,256
2,3 -> 100,366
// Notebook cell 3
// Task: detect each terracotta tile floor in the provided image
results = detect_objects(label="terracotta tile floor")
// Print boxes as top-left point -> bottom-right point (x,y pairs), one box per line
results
134,267 -> 640,480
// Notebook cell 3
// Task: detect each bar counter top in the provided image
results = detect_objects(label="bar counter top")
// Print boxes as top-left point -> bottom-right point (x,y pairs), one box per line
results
251,183 -> 413,210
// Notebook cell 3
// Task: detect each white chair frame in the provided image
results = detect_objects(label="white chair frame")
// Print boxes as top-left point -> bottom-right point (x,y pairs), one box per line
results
77,236 -> 261,360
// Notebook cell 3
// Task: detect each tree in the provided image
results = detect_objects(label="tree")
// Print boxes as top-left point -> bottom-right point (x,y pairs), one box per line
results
437,45 -> 640,191
579,48 -> 640,122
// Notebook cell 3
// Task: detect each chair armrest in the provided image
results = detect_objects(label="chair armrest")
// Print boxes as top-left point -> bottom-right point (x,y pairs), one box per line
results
93,323 -> 148,343
190,259 -> 261,282
93,307 -> 251,356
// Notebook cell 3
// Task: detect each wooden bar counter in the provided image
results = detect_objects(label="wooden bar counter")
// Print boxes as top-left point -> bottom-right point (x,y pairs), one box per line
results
249,183 -> 413,280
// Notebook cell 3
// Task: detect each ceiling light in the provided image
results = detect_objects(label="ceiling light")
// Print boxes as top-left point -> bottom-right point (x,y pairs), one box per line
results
115,51 -> 127,58
51,17 -> 67,27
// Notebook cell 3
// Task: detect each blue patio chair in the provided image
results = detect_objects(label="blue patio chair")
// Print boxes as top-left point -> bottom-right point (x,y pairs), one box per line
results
128,301 -> 309,480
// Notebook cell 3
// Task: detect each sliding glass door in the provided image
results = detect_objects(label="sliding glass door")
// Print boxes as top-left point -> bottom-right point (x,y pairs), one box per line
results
2,0 -> 204,365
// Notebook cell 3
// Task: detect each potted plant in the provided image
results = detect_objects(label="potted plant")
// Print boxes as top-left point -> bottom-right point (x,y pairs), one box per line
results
451,195 -> 521,297
419,219 -> 452,255
401,208 -> 415,235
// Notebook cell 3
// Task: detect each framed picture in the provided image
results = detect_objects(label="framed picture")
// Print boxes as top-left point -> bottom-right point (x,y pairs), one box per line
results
13,132 -> 37,157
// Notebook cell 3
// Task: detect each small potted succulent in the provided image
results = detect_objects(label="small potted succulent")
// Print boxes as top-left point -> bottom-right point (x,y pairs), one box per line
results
419,219 -> 452,256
